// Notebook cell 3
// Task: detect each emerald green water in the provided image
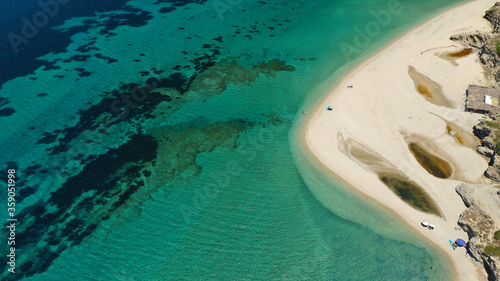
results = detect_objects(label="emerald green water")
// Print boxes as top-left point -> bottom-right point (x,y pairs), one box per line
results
0,0 -> 470,279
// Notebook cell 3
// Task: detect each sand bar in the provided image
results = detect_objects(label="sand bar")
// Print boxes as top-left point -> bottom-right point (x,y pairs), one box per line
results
303,0 -> 498,279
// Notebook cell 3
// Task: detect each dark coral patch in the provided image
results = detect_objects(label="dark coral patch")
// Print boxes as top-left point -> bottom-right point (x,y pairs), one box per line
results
18,185 -> 36,203
62,55 -> 92,63
74,68 -> 92,77
42,61 -> 62,71
159,7 -> 176,13
11,134 -> 158,278
78,71 -> 92,77
0,2 -> 155,90
153,0 -> 208,6
37,131 -> 60,144
0,97 -> 9,107
153,69 -> 163,75
49,134 -> 157,209
97,6 -> 153,37
76,39 -> 99,53
0,107 -> 15,117
41,85 -> 171,155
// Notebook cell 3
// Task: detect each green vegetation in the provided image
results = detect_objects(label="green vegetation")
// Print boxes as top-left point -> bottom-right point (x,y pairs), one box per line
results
484,245 -> 500,256
485,229 -> 500,256
496,42 -> 500,55
484,121 -> 500,150
485,121 -> 500,129
494,230 -> 500,240
379,174 -> 442,217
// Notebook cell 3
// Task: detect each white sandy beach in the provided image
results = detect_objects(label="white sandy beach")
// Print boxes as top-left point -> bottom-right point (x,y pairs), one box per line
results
304,0 -> 500,280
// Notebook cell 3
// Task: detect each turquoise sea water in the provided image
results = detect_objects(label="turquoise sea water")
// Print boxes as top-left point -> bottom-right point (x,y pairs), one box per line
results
0,0 -> 468,280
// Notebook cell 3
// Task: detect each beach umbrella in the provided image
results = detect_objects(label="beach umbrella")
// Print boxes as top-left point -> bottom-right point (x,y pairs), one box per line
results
421,221 -> 429,227
456,239 -> 466,246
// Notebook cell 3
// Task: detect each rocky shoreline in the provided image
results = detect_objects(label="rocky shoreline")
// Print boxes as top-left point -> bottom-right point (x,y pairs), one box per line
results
456,184 -> 500,280
451,3 -> 500,280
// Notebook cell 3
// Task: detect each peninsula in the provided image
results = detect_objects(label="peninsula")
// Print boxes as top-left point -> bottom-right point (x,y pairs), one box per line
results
304,0 -> 500,280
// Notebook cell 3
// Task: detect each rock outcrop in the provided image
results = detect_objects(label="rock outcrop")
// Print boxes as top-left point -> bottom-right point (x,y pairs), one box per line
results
451,3 -> 500,83
450,33 -> 490,49
451,31 -> 500,82
473,122 -> 500,181
446,4 -> 500,280
456,184 -> 500,280
485,2 -> 500,33
486,163 -> 500,182
477,145 -> 495,158
474,123 -> 493,140
451,4 -> 500,181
